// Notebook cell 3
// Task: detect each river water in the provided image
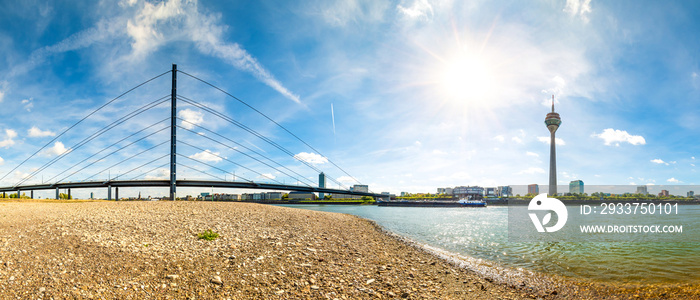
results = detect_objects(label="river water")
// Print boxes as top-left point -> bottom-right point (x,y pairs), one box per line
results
278,204 -> 700,285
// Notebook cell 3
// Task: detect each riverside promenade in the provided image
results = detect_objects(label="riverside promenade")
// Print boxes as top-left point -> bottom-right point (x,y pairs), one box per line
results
0,200 -> 694,299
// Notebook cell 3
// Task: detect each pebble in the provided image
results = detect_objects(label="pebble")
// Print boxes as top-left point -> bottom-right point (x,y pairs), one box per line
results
211,276 -> 223,285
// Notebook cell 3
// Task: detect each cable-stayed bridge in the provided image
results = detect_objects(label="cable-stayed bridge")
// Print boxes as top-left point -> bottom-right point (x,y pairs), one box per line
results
0,65 -> 385,200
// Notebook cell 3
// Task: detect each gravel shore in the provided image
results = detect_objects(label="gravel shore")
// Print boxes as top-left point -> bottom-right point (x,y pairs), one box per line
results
0,201 -> 695,299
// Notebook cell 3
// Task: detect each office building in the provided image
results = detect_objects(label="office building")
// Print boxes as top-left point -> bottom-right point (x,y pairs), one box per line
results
289,191 -> 317,200
569,180 -> 584,194
437,187 -> 454,195
497,186 -> 512,197
485,187 -> 497,197
319,172 -> 326,198
528,184 -> 539,195
636,185 -> 648,195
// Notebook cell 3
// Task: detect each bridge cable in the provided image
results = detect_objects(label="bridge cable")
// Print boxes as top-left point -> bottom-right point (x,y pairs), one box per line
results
48,117 -> 170,183
177,96 -> 349,190
83,141 -> 169,182
14,96 -> 170,187
178,96 -> 346,189
111,154 -> 170,181
178,140 -> 284,185
129,162 -> 169,181
176,121 -> 314,187
178,70 -> 364,186
176,154 -> 252,183
178,164 -> 227,182
0,70 -> 171,183
52,124 -> 170,184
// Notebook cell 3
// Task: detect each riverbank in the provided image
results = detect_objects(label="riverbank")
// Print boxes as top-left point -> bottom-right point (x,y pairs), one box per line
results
0,201 -> 695,299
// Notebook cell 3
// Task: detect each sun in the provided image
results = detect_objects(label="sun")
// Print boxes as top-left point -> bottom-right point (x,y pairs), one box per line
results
437,53 -> 497,106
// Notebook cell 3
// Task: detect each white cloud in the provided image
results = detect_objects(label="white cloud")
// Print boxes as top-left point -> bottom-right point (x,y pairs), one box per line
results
541,76 -> 566,106
0,81 -> 8,103
511,137 -> 523,144
260,173 -> 276,180
537,136 -> 566,146
494,135 -> 505,142
140,0 -> 301,104
518,167 -> 545,175
667,178 -> 680,183
178,109 -> 204,129
651,159 -> 668,165
45,141 -> 70,156
294,152 -> 328,165
188,150 -> 222,163
21,98 -> 34,112
0,156 -> 4,166
28,126 -> 56,138
145,168 -> 169,180
318,0 -> 389,27
9,18 -> 119,78
397,0 -> 434,20
125,0 -> 183,59
337,176 -> 356,184
526,151 -> 539,157
0,129 -> 17,148
592,128 -> 646,146
563,0 -> 592,23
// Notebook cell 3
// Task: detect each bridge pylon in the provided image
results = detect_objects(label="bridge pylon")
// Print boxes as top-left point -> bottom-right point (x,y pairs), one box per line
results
170,64 -> 177,200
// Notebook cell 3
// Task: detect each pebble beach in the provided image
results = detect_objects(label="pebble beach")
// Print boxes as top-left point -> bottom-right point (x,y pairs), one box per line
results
0,200 -> 695,299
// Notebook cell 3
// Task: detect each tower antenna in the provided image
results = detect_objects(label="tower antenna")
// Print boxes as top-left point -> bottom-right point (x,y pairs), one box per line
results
551,95 -> 555,112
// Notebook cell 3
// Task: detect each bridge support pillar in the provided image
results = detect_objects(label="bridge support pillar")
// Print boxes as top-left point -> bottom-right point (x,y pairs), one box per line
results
108,185 -> 112,201
55,187 -> 59,200
30,190 -> 33,199
68,188 -> 71,200
16,190 -> 20,199
116,187 -> 119,201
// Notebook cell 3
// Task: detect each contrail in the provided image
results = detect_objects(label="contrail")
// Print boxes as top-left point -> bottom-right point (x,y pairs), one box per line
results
331,103 -> 336,135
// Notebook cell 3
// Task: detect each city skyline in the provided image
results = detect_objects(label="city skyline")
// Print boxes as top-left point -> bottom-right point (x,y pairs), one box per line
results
0,1 -> 699,197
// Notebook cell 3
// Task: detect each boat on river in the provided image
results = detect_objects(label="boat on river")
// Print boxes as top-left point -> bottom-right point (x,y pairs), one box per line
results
457,199 -> 487,207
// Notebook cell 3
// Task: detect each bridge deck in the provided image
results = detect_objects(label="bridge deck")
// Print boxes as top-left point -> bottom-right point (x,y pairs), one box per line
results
0,180 -> 385,198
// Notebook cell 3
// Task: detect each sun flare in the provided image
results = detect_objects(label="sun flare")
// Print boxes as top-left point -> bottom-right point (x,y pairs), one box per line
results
438,54 -> 497,105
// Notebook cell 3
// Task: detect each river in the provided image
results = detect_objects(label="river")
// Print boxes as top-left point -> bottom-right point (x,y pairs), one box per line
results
278,204 -> 700,285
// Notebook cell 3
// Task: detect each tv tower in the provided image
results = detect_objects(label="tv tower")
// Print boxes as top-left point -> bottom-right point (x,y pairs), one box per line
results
545,95 -> 561,196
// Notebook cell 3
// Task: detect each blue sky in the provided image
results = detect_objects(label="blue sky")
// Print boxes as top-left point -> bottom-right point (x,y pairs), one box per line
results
0,0 -> 698,197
